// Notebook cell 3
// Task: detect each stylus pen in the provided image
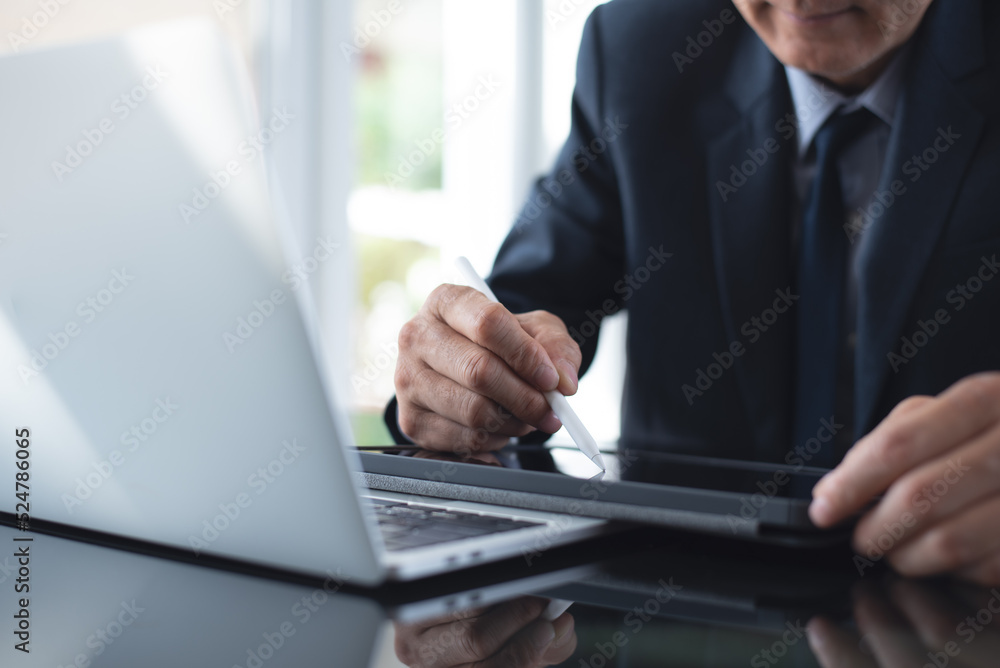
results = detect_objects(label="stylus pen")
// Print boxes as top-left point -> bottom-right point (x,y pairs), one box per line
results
542,598 -> 574,620
455,256 -> 606,472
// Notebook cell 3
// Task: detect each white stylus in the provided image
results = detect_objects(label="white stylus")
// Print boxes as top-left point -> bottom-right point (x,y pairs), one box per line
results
542,598 -> 574,620
454,256 -> 606,472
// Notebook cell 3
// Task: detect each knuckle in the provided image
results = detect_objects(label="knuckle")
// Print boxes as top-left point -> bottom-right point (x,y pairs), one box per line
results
505,344 -> 538,377
965,371 -> 1000,393
394,359 -> 414,393
461,393 -> 494,430
892,477 -> 927,513
961,372 -> 1000,415
397,318 -> 420,352
525,309 -> 563,330
462,351 -> 501,394
563,338 -> 583,365
454,621 -> 490,659
541,309 -> 568,329
393,635 -> 416,666
428,282 -> 461,306
873,425 -> 918,470
923,527 -> 970,572
536,329 -> 580,362
471,302 -> 510,343
396,408 -> 422,442
894,394 -> 931,414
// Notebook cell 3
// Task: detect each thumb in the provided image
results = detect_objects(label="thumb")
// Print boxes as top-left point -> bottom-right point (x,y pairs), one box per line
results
517,311 -> 582,396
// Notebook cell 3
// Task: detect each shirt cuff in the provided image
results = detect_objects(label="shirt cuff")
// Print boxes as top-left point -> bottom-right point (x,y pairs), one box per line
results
383,395 -> 414,445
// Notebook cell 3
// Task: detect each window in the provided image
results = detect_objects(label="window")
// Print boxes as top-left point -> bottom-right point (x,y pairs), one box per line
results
6,0 -> 623,447
347,0 -> 622,447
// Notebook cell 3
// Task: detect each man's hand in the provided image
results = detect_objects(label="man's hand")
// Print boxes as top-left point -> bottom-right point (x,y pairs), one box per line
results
810,372 -> 1000,585
395,284 -> 582,451
393,597 -> 577,668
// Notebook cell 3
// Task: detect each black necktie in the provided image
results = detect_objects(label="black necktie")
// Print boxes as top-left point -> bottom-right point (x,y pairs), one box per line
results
794,107 -> 873,466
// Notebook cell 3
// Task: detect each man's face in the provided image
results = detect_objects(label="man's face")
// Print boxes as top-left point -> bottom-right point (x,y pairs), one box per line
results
732,0 -> 933,89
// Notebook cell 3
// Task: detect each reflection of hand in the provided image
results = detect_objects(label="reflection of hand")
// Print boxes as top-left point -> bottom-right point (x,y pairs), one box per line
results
395,284 -> 581,452
808,580 -> 1000,668
810,374 -> 1000,584
411,449 -> 502,467
393,596 -> 576,668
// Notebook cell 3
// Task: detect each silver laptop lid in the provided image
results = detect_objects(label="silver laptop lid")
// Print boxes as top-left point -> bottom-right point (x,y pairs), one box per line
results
0,20 -> 385,585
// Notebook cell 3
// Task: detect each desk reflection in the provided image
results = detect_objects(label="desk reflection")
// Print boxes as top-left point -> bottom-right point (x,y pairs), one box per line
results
6,512 -> 1000,668
809,579 -> 1000,668
393,597 -> 576,668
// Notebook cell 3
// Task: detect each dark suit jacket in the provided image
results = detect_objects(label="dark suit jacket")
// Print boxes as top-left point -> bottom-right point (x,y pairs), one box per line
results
465,0 -> 1000,464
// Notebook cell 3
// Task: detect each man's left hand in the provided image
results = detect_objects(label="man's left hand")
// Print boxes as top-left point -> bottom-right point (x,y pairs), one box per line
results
810,372 -> 1000,585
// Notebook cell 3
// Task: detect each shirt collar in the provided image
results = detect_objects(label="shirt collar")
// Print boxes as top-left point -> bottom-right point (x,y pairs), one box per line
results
784,45 -> 910,157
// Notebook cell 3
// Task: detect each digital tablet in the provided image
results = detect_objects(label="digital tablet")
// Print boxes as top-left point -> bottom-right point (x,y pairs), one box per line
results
356,445 -> 857,547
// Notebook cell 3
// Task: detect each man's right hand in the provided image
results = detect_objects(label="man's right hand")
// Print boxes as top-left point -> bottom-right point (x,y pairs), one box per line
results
394,284 -> 582,451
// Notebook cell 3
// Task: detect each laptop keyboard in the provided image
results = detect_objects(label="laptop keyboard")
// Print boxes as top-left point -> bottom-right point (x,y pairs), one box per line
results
364,497 -> 543,552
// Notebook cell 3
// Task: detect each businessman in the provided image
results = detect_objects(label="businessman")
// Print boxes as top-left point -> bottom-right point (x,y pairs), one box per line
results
389,0 -> 1000,585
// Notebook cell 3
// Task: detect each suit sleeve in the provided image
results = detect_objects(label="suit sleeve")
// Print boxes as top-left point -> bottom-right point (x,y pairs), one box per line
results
488,3 -> 627,379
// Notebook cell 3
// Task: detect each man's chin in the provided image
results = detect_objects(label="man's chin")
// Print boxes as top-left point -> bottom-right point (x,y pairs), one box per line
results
770,44 -> 885,85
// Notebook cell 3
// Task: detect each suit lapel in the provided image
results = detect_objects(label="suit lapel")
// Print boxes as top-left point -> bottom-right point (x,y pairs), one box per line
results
705,30 -> 796,460
854,1 -> 987,436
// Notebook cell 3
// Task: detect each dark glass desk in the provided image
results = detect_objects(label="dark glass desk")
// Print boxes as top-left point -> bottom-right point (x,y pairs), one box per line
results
2,522 -> 997,667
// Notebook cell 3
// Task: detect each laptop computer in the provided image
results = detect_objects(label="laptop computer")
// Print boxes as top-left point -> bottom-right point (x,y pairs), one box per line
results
0,19 -> 608,586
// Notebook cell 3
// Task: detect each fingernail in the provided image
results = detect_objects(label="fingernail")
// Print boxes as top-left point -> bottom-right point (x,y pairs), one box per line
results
534,364 -> 559,391
528,620 -> 555,650
539,410 -> 562,434
809,497 -> 833,526
558,360 -> 579,393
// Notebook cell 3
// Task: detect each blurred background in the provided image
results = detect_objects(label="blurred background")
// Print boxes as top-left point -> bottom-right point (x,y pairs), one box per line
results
0,0 -> 623,447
